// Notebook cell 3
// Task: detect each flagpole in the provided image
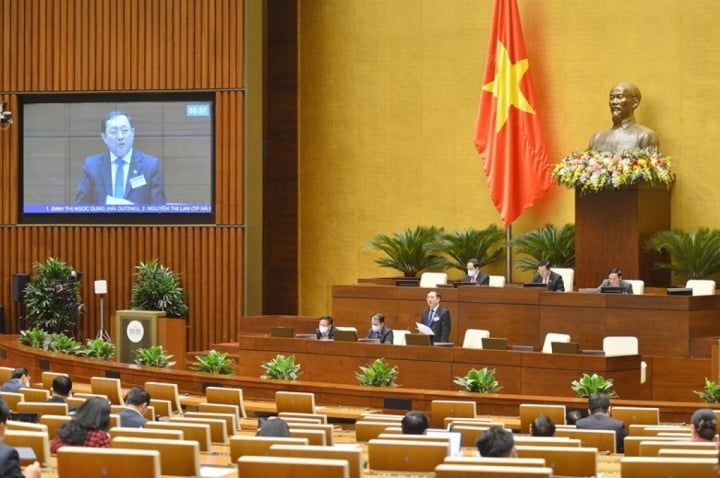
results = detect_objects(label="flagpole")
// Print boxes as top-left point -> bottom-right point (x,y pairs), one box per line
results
506,225 -> 512,284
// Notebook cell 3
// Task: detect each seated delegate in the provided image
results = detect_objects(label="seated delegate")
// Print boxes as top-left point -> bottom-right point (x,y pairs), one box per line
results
597,267 -> 633,294
463,258 -> 489,285
530,260 -> 564,292
366,313 -> 393,344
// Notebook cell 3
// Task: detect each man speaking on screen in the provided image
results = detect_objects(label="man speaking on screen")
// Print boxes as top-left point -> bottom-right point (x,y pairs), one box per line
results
75,110 -> 166,205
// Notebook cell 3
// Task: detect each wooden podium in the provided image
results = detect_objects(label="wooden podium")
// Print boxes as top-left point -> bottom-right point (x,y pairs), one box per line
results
113,310 -> 186,369
574,183 -> 671,289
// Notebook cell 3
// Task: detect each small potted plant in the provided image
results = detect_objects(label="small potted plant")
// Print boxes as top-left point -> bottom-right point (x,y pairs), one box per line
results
454,367 -> 502,393
18,327 -> 48,349
47,333 -> 83,355
571,373 -> 617,398
356,358 -> 398,387
261,354 -> 302,380
694,378 -> 720,403
191,349 -> 235,375
134,345 -> 176,368
83,338 -> 116,361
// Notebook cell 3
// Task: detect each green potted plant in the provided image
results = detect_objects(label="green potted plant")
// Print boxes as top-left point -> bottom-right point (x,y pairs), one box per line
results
47,333 -> 83,355
18,327 -> 48,349
364,226 -> 445,277
436,226 -> 505,273
261,354 -> 302,380
134,345 -> 176,368
644,228 -> 720,281
694,378 -> 720,403
356,358 -> 398,387
191,349 -> 235,375
130,259 -> 189,318
453,367 -> 502,393
571,373 -> 617,398
83,338 -> 116,361
23,257 -> 84,335
510,224 -> 575,271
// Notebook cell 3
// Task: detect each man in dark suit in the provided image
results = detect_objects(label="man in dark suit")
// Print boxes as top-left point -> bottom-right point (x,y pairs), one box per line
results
119,387 -> 151,427
0,397 -> 41,478
531,260 -> 565,292
76,110 -> 166,205
575,393 -> 627,453
366,313 -> 394,344
463,258 -> 489,285
0,368 -> 29,393
419,290 -> 451,343
46,375 -> 76,412
597,267 -> 634,294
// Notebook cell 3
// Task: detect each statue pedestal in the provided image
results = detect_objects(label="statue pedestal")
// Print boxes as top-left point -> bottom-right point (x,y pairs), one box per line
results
574,183 -> 671,289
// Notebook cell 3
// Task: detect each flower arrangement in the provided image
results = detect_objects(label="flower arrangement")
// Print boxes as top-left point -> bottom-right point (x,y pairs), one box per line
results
552,147 -> 674,195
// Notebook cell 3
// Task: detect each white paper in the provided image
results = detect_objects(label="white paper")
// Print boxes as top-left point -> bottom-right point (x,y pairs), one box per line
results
415,322 -> 435,335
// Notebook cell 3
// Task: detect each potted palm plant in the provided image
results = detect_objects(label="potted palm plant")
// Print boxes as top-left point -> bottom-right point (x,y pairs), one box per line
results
130,259 -> 189,318
364,226 -> 445,278
644,228 -> 720,281
436,226 -> 505,273
510,224 -> 575,271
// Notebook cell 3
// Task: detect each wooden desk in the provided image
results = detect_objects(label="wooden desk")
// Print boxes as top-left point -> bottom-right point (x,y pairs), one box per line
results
330,284 -> 720,358
230,335 -> 641,398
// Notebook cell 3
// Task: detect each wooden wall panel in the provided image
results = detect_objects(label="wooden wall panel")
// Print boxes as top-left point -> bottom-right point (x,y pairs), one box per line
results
0,0 -> 243,91
0,0 -> 247,353
263,1 -> 299,314
0,226 -> 243,352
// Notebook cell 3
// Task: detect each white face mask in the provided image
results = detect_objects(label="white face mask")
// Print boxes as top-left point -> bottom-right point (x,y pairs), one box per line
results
371,325 -> 382,333
467,269 -> 475,275
319,325 -> 329,334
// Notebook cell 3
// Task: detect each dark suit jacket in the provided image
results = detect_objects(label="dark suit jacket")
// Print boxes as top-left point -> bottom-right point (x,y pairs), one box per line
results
366,326 -> 394,344
46,395 -> 76,412
119,408 -> 149,428
420,305 -> 451,343
597,279 -> 634,294
75,150 -> 166,205
575,412 -> 627,453
531,271 -> 565,292
462,272 -> 489,285
0,442 -> 24,478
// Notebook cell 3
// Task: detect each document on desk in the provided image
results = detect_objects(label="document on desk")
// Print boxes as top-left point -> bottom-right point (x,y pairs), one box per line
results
200,466 -> 236,477
415,322 -> 434,335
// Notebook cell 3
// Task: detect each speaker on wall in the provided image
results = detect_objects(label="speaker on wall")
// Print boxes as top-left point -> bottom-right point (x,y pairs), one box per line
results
11,274 -> 30,303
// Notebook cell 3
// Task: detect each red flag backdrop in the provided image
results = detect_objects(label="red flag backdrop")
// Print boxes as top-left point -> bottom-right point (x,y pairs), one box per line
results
473,0 -> 553,227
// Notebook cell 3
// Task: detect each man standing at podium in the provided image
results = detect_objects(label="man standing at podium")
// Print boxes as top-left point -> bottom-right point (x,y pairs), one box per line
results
419,290 -> 451,344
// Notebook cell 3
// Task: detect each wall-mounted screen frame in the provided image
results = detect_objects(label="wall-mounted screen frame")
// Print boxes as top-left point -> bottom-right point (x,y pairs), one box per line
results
20,92 -> 215,224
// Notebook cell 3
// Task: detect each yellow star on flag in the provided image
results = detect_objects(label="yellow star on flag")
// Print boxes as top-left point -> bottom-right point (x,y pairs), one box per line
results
482,41 -> 536,132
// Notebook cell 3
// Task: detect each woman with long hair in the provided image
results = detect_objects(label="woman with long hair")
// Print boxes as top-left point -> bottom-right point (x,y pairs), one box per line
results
50,396 -> 111,453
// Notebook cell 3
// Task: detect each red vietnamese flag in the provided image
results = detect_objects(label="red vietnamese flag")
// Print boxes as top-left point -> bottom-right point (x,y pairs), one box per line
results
474,0 -> 553,227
